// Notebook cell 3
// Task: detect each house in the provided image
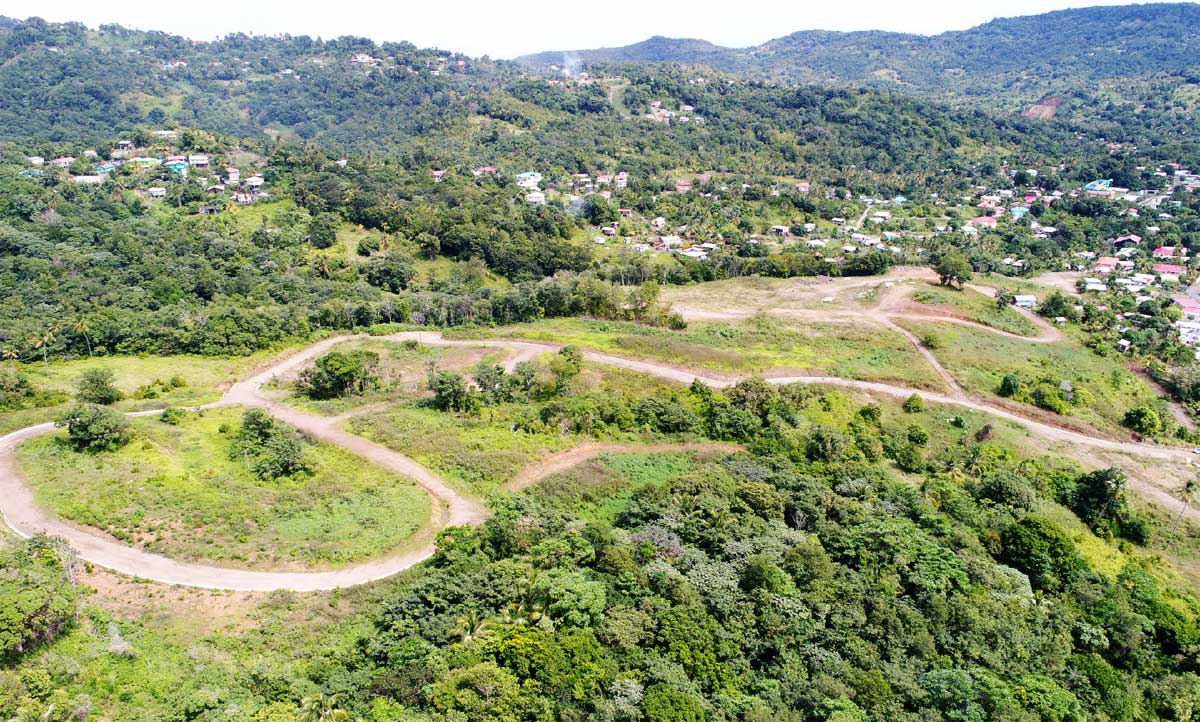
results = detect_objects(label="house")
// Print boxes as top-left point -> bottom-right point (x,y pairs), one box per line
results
26,156 -> 44,166
651,217 -> 667,230
130,157 -> 162,168
244,176 -> 265,189
674,180 -> 693,193
188,154 -> 209,168
431,169 -> 448,182
1094,256 -> 1118,273
206,184 -> 225,194
795,181 -> 811,194
226,167 -> 240,183
165,160 -> 188,175
515,172 -> 542,190
1178,321 -> 1200,347
1112,234 -> 1141,247
806,239 -> 827,248
831,217 -> 846,226
968,216 -> 998,228
49,156 -> 75,168
1153,246 -> 1176,259
659,235 -> 683,248
1152,263 -> 1185,276
1174,297 -> 1200,323
770,225 -> 790,237
1013,295 -> 1037,309
614,172 -> 629,190
525,191 -> 546,205
147,187 -> 167,199
618,208 -> 633,218
198,205 -> 220,215
93,162 -> 117,175
472,166 -> 497,176
71,175 -> 105,185
679,247 -> 707,260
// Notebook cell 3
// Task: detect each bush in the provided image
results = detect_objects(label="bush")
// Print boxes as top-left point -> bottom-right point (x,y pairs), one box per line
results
75,368 -> 121,405
159,407 -> 187,425
903,393 -> 924,413
55,404 -> 130,452
229,409 -> 310,479
998,373 -> 1022,398
1123,404 -> 1165,438
1030,383 -> 1067,414
906,424 -> 929,446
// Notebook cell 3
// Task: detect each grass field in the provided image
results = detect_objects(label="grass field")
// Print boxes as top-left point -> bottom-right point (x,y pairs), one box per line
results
895,319 -> 1159,436
909,286 -> 1039,336
451,316 -> 945,389
17,406 -> 431,569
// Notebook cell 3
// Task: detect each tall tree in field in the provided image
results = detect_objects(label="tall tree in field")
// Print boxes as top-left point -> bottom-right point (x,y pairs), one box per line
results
74,318 -> 93,357
935,251 -> 973,289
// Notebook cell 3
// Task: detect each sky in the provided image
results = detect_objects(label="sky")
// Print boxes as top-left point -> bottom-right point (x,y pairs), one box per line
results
3,0 -> 1188,58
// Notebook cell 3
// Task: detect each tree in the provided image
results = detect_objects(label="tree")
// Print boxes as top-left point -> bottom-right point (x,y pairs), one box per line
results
297,350 -> 380,399
73,318 -> 92,357
299,694 -> 348,722
1123,404 -> 1165,438
1175,476 -> 1200,534
76,368 -> 121,405
642,684 -> 704,722
429,371 -> 474,412
1039,291 -> 1078,321
935,251 -> 972,289
307,212 -> 340,249
998,373 -> 1022,397
56,404 -> 130,452
365,253 -> 415,292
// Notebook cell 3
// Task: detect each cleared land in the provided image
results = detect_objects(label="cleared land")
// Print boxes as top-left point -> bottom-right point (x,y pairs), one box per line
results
16,405 -> 431,569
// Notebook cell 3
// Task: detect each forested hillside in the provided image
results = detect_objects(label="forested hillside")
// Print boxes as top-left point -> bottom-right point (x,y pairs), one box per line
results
519,4 -> 1200,111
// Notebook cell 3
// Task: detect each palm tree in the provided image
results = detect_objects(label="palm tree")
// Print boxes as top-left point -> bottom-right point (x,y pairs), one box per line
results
74,317 -> 93,357
1174,475 -> 1200,535
31,324 -> 60,369
299,693 -> 348,722
1,347 -> 17,369
455,608 -> 488,642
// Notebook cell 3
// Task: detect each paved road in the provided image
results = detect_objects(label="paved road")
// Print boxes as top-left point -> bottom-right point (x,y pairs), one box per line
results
1,327 -> 1196,592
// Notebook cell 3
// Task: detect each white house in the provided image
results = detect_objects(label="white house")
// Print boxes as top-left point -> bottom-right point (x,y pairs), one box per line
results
1013,294 -> 1037,309
525,191 -> 546,205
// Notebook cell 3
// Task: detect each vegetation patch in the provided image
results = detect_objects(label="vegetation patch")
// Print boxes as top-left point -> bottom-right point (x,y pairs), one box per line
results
16,406 -> 431,569
897,319 -> 1161,435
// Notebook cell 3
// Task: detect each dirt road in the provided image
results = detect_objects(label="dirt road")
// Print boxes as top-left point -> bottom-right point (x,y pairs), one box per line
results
2,321 -> 1198,592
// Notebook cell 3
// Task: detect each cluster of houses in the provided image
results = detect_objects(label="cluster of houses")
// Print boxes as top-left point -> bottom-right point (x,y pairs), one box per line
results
646,100 -> 703,125
25,136 -> 266,210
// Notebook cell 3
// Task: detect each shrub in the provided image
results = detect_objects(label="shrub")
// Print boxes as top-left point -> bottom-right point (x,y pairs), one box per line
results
1123,404 -> 1165,438
1030,383 -> 1067,414
229,409 -> 310,480
75,368 -> 121,405
998,373 -> 1022,398
159,407 -> 187,425
298,350 -> 381,399
903,393 -> 924,413
906,424 -> 929,446
56,404 -> 130,452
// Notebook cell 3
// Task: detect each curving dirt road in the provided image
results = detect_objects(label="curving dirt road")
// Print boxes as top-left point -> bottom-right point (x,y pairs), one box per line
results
2,324 -> 1199,592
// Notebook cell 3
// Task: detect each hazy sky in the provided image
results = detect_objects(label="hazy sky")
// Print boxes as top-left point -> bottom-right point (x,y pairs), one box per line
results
4,0 -> 1187,58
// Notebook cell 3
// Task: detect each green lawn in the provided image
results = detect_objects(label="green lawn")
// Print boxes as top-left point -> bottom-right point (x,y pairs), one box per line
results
910,285 -> 1039,336
17,406 -> 431,569
896,319 -> 1159,436
450,316 -> 945,390
529,451 -> 711,522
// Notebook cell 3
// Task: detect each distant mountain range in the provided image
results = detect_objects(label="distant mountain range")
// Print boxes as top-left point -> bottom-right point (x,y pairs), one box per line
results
517,3 -> 1200,105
